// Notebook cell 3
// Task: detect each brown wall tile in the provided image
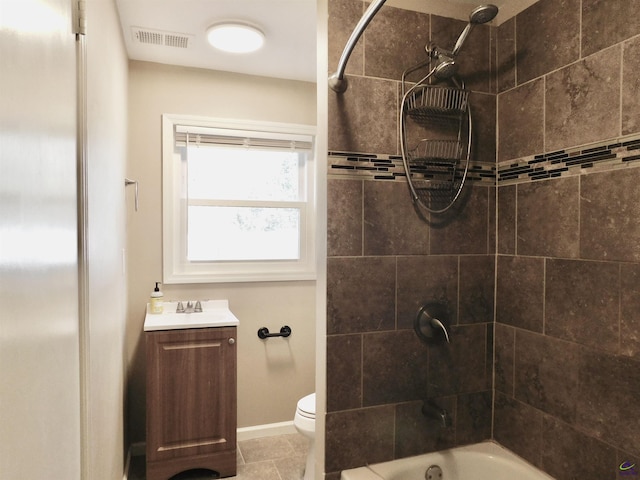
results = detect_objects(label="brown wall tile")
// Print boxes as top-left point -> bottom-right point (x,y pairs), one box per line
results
493,393 -> 544,468
515,0 -> 580,84
621,264 -> 640,359
470,92 -> 497,163
364,180 -> 429,255
488,186 -> 496,253
545,259 -> 619,352
580,168 -> 640,262
622,37 -> 640,135
517,176 -> 579,258
582,0 -> 640,57
362,330 -> 429,405
328,179 -> 363,257
394,399 -> 456,458
427,324 -> 490,397
455,391 -> 492,445
541,415 -> 618,480
365,6 -> 431,82
496,255 -> 544,332
545,46 -> 621,152
328,75 -> 397,154
497,78 -> 544,161
430,186 -> 490,255
326,334 -> 362,412
325,406 -> 395,473
496,17 -> 516,93
514,330 -> 580,424
328,0 -> 364,76
396,256 -> 458,330
576,351 -> 640,455
494,323 -> 514,395
458,255 -> 495,325
327,256 -> 396,334
497,185 -> 515,254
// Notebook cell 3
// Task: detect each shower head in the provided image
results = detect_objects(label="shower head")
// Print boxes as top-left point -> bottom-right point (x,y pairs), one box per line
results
433,54 -> 458,79
469,4 -> 499,24
451,4 -> 498,57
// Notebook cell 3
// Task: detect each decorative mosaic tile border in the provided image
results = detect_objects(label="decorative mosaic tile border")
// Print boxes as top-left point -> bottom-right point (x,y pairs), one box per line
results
497,134 -> 640,185
328,132 -> 640,186
327,151 -> 496,185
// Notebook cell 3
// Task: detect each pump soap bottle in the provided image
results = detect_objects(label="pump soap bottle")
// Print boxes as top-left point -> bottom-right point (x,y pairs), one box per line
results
150,282 -> 163,314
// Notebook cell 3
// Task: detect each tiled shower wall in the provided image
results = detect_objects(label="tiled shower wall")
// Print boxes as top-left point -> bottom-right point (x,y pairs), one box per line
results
326,0 -> 640,478
494,0 -> 640,479
325,0 -> 497,478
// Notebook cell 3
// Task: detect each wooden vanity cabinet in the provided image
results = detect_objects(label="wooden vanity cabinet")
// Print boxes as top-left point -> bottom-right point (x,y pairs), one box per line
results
145,326 -> 237,480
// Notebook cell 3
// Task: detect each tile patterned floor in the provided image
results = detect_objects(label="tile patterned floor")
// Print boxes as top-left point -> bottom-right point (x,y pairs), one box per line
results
129,433 -> 309,480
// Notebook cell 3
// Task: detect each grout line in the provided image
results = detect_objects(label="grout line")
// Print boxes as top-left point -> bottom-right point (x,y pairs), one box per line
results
619,41 -> 624,136
542,258 -> 547,336
579,0 -> 583,59
361,179 -> 365,257
618,263 -> 622,354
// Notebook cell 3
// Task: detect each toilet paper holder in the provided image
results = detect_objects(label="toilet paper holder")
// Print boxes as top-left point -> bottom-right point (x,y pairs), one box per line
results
257,325 -> 292,339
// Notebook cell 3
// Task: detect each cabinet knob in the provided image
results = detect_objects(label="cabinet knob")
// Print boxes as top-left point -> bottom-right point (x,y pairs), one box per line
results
228,337 -> 235,345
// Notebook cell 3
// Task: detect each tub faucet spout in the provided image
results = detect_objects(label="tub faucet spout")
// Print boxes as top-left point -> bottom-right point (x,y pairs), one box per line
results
422,400 -> 452,428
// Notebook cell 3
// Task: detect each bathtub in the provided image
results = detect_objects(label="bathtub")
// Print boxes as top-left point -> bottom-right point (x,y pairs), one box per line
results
340,442 -> 554,480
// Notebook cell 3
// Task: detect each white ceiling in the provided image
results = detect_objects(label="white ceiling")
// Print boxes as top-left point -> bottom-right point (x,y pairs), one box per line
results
114,0 -> 538,84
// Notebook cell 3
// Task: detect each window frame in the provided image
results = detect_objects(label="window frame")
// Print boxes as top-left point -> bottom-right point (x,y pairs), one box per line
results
162,114 -> 317,284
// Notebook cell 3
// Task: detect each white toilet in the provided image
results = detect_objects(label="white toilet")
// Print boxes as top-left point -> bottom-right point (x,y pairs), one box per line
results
294,393 -> 316,480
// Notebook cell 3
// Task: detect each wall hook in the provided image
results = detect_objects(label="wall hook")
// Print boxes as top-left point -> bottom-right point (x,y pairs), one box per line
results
124,178 -> 138,211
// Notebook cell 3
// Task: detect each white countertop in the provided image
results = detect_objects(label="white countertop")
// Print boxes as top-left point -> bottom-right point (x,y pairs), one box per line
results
143,299 -> 240,331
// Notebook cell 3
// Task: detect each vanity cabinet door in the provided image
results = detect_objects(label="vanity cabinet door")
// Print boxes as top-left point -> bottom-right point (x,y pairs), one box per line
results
146,326 -> 237,479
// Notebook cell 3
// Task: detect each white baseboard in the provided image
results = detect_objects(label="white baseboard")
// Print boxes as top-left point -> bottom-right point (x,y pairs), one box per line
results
237,421 -> 296,441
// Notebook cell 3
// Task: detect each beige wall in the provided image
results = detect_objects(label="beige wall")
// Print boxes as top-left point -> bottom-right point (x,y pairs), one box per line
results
126,61 -> 317,442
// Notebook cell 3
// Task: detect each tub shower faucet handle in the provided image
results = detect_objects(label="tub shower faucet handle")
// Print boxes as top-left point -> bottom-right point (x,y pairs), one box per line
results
430,317 -> 450,343
414,302 -> 451,345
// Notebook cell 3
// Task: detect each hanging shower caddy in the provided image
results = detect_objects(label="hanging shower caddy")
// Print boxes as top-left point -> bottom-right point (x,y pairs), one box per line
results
400,66 -> 472,214
328,2 -> 497,213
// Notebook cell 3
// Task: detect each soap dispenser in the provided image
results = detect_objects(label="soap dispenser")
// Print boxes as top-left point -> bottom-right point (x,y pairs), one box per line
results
150,282 -> 163,314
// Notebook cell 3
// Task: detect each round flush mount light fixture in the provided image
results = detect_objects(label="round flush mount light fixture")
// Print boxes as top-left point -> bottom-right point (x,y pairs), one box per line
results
206,22 -> 265,54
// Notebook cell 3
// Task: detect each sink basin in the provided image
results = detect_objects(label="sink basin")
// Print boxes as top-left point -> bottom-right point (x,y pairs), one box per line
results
143,299 -> 240,331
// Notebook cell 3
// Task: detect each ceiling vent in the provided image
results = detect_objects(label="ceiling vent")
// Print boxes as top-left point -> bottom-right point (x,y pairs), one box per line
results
131,27 -> 192,48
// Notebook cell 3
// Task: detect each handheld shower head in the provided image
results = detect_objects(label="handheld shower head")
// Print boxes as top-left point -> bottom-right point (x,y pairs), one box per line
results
423,4 -> 498,81
469,4 -> 499,24
451,4 -> 498,57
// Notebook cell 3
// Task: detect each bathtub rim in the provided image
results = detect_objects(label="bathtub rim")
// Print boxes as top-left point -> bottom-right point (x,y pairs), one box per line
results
340,441 -> 554,480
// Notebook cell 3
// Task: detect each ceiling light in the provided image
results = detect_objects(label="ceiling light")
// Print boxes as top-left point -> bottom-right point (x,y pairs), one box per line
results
206,23 -> 265,54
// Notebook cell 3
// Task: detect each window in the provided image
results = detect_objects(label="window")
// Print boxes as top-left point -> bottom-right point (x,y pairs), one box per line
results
162,114 -> 316,283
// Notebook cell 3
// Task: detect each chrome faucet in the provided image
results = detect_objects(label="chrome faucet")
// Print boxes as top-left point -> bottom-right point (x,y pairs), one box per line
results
175,300 -> 203,313
422,400 -> 452,428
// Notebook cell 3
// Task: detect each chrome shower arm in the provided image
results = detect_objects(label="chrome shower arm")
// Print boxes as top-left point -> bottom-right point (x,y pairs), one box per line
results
328,0 -> 387,93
